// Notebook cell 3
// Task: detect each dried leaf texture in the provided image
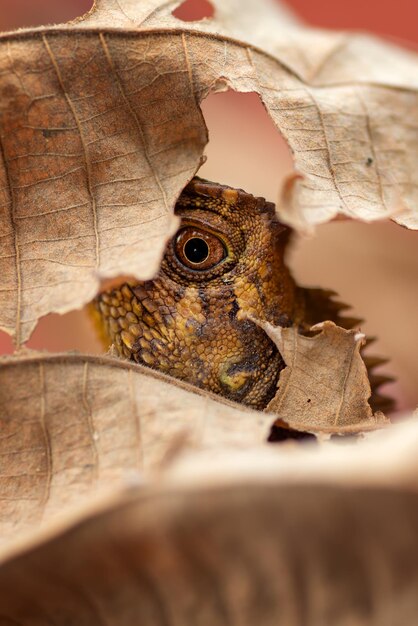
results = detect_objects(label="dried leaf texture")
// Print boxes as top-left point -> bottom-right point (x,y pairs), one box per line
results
2,454 -> 418,624
264,321 -> 389,433
0,30 -> 203,343
1,1 -> 418,342
77,0 -> 300,44
0,352 -> 271,543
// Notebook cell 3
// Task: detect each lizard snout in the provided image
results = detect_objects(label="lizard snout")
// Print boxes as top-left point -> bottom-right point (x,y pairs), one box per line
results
218,359 -> 256,397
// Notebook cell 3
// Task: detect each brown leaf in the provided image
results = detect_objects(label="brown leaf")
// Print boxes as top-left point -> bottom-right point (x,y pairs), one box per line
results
76,0 -> 299,34
262,321 -> 389,433
2,422 -> 418,624
0,351 -> 271,544
1,0 -> 417,343
4,485 -> 417,625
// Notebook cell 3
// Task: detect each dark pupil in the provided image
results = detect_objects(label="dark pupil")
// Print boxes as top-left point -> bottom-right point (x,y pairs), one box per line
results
184,237 -> 209,264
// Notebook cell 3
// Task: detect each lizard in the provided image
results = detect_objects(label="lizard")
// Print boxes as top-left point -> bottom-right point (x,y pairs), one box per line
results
91,177 -> 392,413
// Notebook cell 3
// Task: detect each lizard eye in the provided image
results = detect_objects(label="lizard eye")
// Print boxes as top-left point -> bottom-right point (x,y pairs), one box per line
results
174,226 -> 227,271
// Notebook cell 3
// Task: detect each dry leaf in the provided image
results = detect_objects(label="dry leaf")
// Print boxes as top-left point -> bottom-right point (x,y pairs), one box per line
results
262,321 -> 389,433
1,0 -> 417,343
5,483 -> 418,625
1,421 -> 418,624
0,351 -> 271,543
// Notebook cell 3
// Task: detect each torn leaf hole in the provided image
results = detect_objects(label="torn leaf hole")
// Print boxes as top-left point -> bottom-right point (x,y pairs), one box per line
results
172,0 -> 214,22
200,90 -> 294,202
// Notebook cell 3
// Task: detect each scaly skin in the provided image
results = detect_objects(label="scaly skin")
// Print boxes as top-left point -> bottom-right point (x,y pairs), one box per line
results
92,178 -> 306,409
92,177 -> 391,412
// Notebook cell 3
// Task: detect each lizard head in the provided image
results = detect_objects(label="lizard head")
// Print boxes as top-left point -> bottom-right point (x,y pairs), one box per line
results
92,178 -> 301,409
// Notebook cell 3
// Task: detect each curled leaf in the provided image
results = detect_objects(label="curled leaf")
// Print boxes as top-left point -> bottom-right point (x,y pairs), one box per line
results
262,321 -> 389,434
0,352 -> 271,543
2,420 -> 418,624
1,0 -> 417,342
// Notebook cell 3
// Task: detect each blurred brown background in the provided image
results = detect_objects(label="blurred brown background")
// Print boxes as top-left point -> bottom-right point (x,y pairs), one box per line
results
0,0 -> 417,412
